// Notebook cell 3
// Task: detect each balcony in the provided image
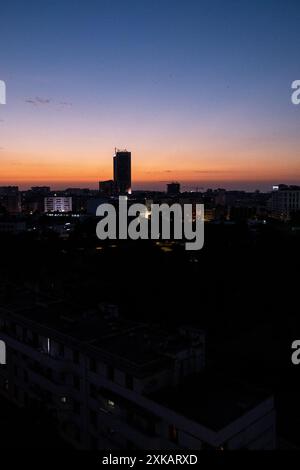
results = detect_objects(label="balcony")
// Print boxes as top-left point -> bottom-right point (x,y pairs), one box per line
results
97,407 -> 160,449
0,329 -> 69,371
28,365 -> 72,396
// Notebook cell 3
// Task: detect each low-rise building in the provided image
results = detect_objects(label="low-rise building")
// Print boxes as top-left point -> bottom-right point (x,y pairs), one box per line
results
44,197 -> 72,213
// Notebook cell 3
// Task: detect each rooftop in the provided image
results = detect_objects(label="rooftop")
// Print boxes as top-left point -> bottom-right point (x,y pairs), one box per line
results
151,372 -> 271,431
0,285 -> 199,378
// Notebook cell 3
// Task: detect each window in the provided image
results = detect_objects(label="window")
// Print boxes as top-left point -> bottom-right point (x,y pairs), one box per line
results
32,332 -> 39,347
73,350 -> 80,364
107,400 -> 115,409
126,374 -> 134,390
90,409 -> 97,428
90,357 -> 97,373
22,328 -> 27,342
107,365 -> 114,381
127,440 -> 136,450
90,435 -> 98,450
90,384 -> 97,399
75,429 -> 81,443
73,400 -> 81,415
73,375 -> 80,390
58,343 -> 64,357
14,384 -> 19,400
11,322 -> 17,336
169,424 -> 178,444
46,338 -> 51,355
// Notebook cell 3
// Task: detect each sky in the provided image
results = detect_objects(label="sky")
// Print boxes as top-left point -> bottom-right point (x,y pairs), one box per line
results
0,0 -> 300,191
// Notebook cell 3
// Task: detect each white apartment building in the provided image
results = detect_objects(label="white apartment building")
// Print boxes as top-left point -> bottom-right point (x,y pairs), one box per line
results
44,197 -> 72,213
271,185 -> 300,220
0,288 -> 276,450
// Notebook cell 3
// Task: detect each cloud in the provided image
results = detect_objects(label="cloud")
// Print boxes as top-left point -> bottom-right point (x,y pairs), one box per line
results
59,101 -> 73,107
194,170 -> 236,174
35,97 -> 51,104
25,96 -> 52,106
25,97 -> 73,107
145,169 -> 173,175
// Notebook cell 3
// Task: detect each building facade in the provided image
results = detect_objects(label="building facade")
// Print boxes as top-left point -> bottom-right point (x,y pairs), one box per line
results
44,197 -> 73,213
0,186 -> 21,214
167,183 -> 181,196
0,288 -> 276,450
99,180 -> 115,197
271,185 -> 300,220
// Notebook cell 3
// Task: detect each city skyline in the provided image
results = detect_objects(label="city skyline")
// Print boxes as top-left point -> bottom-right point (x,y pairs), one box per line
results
1,0 -> 300,190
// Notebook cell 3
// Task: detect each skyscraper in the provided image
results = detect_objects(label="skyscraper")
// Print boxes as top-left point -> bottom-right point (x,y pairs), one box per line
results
113,148 -> 132,195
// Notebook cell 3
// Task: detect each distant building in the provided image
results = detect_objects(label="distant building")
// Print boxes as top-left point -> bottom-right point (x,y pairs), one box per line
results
31,186 -> 51,195
22,187 -> 51,214
0,220 -> 26,234
0,186 -> 21,214
44,197 -> 72,213
0,186 -> 19,196
64,188 -> 90,196
167,182 -> 181,196
113,149 -> 131,195
271,184 -> 300,220
99,180 -> 114,197
87,197 -> 112,215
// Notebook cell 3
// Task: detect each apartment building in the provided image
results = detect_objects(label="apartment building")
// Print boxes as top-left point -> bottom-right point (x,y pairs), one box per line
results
0,287 -> 276,450
271,184 -> 300,220
44,197 -> 72,213
0,186 -> 22,214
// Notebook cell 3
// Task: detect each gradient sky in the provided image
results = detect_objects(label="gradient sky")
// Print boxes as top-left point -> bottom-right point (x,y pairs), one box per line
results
1,0 -> 300,190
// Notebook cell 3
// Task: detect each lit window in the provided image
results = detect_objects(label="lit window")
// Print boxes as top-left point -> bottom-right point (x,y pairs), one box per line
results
169,424 -> 178,444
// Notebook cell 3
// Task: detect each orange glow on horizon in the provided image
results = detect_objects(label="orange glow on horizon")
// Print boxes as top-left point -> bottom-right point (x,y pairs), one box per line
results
1,146 -> 299,189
